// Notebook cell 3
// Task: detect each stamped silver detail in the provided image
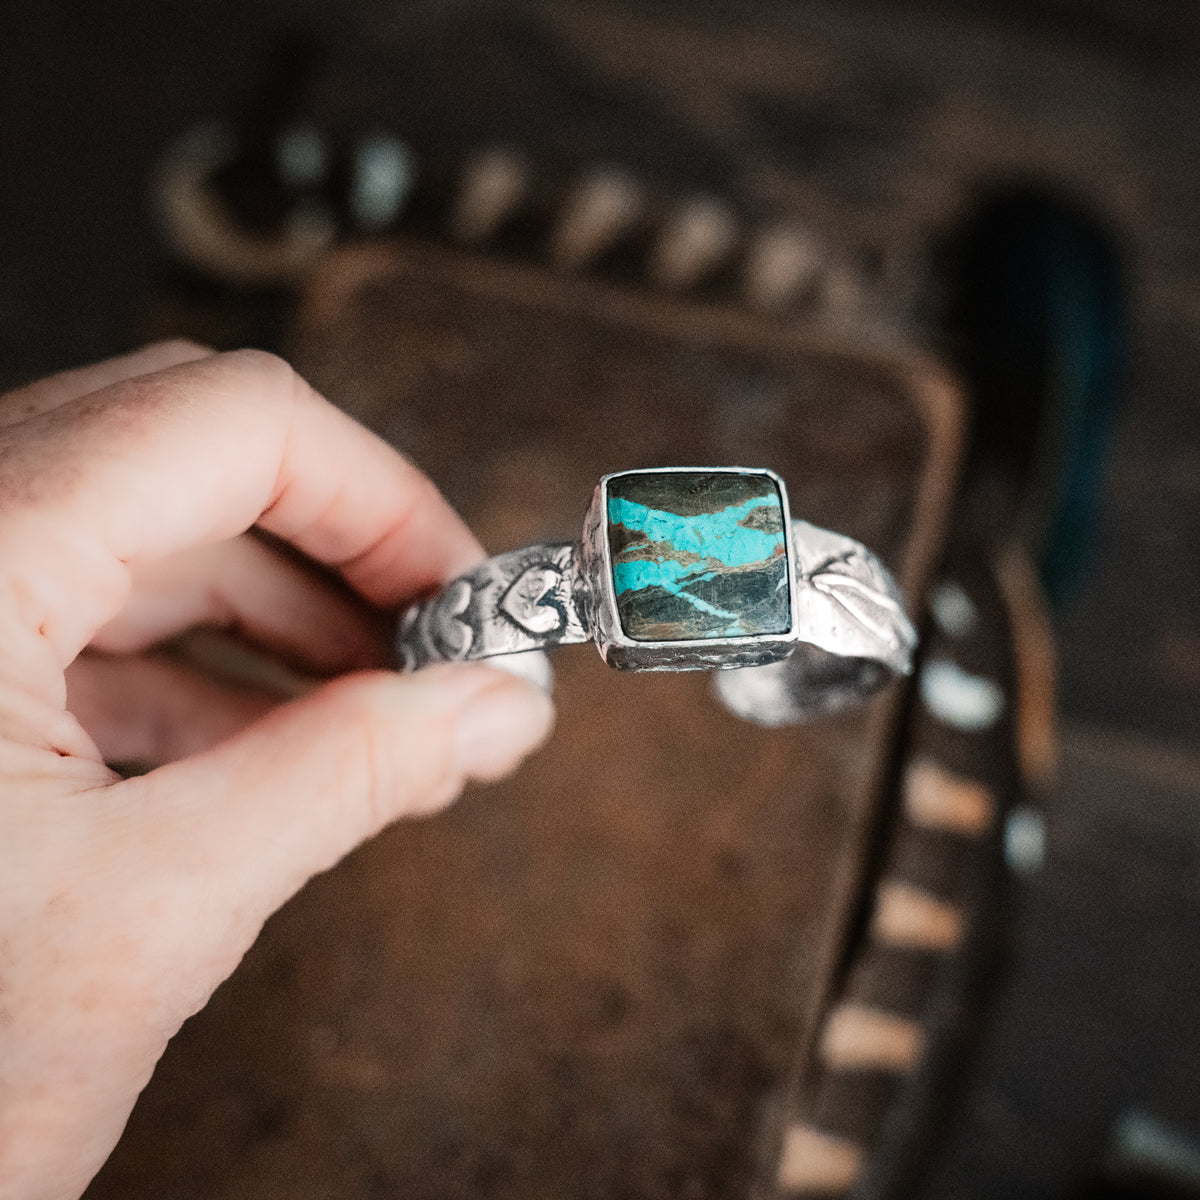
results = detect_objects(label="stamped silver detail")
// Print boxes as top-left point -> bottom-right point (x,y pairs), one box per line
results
431,578 -> 475,661
790,519 -> 917,676
499,564 -> 570,635
399,543 -> 587,673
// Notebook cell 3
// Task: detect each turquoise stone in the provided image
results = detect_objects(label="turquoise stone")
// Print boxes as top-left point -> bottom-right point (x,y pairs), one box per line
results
606,470 -> 791,642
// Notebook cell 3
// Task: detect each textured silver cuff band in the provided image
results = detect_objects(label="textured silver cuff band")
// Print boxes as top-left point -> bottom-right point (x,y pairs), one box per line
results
397,520 -> 915,673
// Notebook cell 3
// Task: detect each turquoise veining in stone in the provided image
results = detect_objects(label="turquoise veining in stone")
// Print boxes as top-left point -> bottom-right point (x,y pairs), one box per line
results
606,470 -> 791,642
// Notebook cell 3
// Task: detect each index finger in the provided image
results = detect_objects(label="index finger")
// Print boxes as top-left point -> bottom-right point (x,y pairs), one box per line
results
0,349 -> 482,669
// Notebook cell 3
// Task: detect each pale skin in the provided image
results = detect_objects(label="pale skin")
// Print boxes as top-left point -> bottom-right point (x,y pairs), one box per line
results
0,343 -> 555,1199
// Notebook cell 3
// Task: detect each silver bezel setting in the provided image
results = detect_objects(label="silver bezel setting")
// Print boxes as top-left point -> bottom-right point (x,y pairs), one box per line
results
582,466 -> 800,672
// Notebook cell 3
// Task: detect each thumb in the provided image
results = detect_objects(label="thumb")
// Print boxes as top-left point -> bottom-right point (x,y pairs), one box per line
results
121,663 -> 554,970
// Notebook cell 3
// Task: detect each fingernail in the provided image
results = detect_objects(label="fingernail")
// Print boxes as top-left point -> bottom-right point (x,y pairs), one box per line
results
486,649 -> 554,694
454,678 -> 555,781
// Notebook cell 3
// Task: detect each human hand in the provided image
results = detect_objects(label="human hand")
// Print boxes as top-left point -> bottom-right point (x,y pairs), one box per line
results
0,343 -> 554,1199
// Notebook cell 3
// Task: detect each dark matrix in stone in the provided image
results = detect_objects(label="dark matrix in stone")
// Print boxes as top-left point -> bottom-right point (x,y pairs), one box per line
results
606,470 -> 791,642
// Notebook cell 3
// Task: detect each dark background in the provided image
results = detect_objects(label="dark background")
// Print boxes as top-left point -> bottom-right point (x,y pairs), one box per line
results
1,2 -> 1197,1196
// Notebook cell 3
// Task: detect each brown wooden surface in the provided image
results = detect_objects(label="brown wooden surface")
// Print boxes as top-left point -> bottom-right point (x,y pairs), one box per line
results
88,241 -> 959,1198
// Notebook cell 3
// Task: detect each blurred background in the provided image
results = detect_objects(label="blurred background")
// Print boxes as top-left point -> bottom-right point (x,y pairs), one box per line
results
1,2 -> 1198,1197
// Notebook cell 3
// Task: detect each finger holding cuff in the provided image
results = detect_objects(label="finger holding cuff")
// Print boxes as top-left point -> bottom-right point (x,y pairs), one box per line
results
119,663 -> 554,945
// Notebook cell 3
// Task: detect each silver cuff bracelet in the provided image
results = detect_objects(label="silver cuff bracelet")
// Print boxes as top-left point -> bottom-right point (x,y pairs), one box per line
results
397,467 -> 917,715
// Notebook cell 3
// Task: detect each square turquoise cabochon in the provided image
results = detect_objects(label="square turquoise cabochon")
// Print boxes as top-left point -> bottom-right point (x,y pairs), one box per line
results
605,470 -> 791,643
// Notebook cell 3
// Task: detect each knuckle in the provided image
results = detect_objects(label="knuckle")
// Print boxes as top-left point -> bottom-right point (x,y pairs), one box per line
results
215,348 -> 303,405
146,336 -> 212,361
212,349 -> 326,432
